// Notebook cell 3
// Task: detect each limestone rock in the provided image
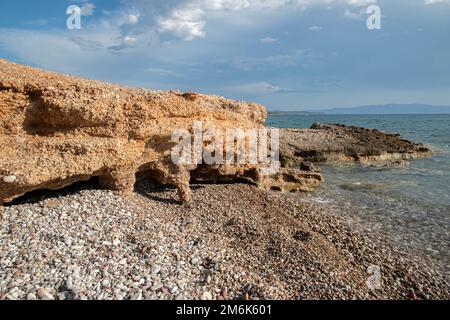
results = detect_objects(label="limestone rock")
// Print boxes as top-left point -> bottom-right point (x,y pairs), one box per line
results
0,59 -> 319,204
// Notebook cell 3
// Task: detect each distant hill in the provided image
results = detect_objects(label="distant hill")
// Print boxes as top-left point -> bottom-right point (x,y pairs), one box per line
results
310,104 -> 450,115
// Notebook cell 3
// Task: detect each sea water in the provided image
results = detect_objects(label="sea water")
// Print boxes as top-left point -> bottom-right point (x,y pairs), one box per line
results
267,114 -> 450,265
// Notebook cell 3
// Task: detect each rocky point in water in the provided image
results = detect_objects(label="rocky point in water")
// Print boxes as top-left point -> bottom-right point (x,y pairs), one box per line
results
279,123 -> 431,167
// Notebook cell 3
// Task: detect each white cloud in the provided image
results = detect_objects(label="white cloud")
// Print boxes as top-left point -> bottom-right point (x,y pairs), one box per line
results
226,81 -> 295,95
122,35 -> 137,45
69,1 -> 96,16
0,27 -> 175,89
156,0 -> 377,41
157,6 -> 206,40
261,82 -> 294,93
126,14 -> 140,25
0,29 -> 104,74
235,48 -> 321,70
260,36 -> 278,44
424,0 -> 450,4
309,25 -> 323,31
80,2 -> 96,16
344,8 -> 365,20
144,68 -> 183,77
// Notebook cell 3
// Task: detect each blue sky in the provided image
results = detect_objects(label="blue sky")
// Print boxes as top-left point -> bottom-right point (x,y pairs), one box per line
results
0,0 -> 449,110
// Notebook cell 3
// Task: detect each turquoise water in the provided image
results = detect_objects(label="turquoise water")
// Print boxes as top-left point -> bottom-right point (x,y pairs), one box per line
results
267,114 -> 450,265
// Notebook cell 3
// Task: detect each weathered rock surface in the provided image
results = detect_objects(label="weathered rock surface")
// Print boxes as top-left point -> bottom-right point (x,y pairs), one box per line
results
279,123 -> 431,167
0,59 -> 320,205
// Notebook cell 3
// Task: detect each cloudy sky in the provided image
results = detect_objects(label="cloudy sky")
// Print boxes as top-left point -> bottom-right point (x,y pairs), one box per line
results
0,0 -> 449,110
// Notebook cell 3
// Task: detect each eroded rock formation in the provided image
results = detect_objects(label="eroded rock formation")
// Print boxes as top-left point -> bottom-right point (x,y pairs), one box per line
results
1,60 -> 431,205
0,59 -> 321,205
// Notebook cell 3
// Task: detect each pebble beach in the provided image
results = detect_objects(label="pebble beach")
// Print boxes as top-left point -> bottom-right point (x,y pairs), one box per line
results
1,180 -> 448,300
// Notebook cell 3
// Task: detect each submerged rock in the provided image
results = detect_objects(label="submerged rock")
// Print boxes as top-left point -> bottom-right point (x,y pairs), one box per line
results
339,182 -> 386,191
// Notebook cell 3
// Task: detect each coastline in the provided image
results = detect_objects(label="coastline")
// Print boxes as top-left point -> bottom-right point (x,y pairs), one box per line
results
1,180 -> 448,300
1,60 -> 448,300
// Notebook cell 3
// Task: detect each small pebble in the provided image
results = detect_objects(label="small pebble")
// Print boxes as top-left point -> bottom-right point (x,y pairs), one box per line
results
3,175 -> 16,183
201,291 -> 213,301
37,288 -> 54,300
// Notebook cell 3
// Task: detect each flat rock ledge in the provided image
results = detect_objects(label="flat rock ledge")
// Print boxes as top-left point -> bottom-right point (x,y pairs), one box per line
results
279,123 -> 431,168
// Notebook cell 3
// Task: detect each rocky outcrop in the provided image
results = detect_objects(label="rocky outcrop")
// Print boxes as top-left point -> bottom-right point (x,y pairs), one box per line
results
0,59 -> 321,205
280,123 -> 431,167
1,60 -> 430,205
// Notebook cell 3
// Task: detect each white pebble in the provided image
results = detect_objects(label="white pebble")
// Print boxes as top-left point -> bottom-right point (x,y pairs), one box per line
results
3,175 -> 16,183
201,291 -> 213,300
37,288 -> 54,300
151,265 -> 161,275
102,279 -> 110,287
27,293 -> 37,300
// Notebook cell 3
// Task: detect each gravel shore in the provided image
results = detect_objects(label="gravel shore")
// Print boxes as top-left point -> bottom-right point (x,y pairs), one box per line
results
1,180 -> 449,300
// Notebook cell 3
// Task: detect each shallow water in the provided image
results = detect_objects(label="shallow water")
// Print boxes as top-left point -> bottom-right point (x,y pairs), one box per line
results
267,114 -> 450,265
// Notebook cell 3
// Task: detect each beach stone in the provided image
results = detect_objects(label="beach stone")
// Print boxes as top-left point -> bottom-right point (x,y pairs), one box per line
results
151,283 -> 163,292
130,292 -> 143,300
3,175 -> 16,184
27,293 -> 37,300
37,288 -> 54,300
151,265 -> 161,275
201,291 -> 213,300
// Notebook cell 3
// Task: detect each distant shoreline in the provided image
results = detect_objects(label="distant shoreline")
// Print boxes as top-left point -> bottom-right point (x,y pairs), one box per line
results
269,104 -> 450,115
269,112 -> 450,115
